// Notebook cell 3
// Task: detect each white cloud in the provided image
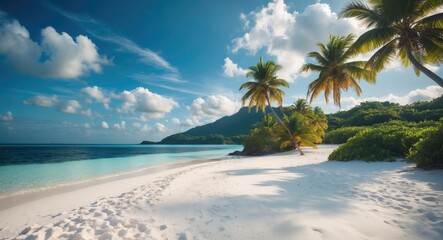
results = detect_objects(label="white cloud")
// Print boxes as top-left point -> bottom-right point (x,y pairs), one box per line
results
58,100 -> 82,114
0,111 -> 13,121
80,108 -> 93,117
101,121 -> 109,129
223,57 -> 248,78
94,34 -> 177,73
171,118 -> 181,125
133,122 -> 151,132
0,17 -> 109,79
24,95 -> 58,107
240,13 -> 250,29
83,123 -> 91,129
43,0 -> 177,73
232,0 -> 363,81
188,95 -> 240,121
340,85 -> 443,109
81,86 -> 111,109
113,121 -> 126,130
117,87 -> 178,120
424,64 -> 440,73
154,122 -> 167,132
131,73 -> 187,83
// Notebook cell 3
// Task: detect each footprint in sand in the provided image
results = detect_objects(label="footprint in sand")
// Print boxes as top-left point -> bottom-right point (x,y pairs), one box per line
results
424,212 -> 440,222
177,232 -> 187,240
422,196 -> 438,202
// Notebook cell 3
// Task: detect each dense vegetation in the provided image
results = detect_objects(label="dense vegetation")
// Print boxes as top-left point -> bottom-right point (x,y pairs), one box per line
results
327,96 -> 443,130
407,125 -> 443,168
325,98 -> 443,168
323,126 -> 368,144
242,100 -> 328,155
328,120 -> 442,168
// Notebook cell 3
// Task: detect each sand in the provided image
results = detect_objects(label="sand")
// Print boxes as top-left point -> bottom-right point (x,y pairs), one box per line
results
0,144 -> 442,239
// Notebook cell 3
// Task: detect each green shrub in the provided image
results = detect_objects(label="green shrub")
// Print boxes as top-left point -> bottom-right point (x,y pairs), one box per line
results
328,125 -> 426,161
323,127 -> 368,144
407,126 -> 443,169
243,127 -> 279,155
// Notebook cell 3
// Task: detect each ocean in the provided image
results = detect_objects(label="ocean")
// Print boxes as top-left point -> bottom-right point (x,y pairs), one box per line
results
0,144 -> 242,196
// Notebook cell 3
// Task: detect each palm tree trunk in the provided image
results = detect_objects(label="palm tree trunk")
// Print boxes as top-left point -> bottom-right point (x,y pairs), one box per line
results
406,48 -> 443,88
265,95 -> 305,155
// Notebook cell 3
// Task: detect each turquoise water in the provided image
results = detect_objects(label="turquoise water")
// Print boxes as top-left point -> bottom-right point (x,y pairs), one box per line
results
0,144 -> 242,196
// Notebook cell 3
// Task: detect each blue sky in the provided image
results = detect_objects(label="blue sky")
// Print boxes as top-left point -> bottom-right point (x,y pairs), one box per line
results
0,0 -> 441,143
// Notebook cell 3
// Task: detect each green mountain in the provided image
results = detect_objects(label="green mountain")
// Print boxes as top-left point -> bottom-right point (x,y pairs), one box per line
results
157,107 -> 277,144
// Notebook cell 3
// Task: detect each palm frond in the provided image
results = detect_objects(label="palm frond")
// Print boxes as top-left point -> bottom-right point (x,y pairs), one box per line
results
350,27 -> 396,54
365,39 -> 397,72
340,1 -> 388,27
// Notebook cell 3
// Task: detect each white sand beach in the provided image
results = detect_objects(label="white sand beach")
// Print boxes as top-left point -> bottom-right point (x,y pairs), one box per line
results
0,145 -> 442,240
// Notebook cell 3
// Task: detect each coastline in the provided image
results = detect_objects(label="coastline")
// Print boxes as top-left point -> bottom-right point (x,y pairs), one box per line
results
0,157 -> 226,210
1,144 -> 442,239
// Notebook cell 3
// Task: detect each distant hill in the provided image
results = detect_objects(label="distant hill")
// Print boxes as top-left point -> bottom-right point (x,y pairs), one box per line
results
184,107 -> 274,137
140,107 -> 279,144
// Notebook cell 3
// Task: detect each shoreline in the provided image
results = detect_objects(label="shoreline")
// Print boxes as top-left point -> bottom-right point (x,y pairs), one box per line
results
1,144 -> 442,239
0,156 -> 230,211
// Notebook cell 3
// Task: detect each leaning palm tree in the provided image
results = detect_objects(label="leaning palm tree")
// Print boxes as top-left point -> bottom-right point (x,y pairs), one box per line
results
279,113 -> 321,155
301,34 -> 375,109
340,0 -> 443,87
240,57 -> 305,154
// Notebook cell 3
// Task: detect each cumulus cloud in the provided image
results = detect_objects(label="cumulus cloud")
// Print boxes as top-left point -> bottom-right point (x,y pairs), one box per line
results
24,95 -> 58,107
188,95 -> 240,121
0,111 -> 13,121
0,15 -> 109,79
340,86 -> 443,109
80,108 -> 93,117
113,121 -> 126,130
101,121 -> 109,129
82,86 -> 111,109
58,100 -> 82,114
154,122 -> 167,132
133,122 -> 151,133
83,123 -> 91,129
232,0 -> 363,81
223,57 -> 248,78
117,87 -> 178,120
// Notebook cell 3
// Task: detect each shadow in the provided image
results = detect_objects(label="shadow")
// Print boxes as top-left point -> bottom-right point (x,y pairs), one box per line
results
401,169 -> 443,191
149,159 -> 443,239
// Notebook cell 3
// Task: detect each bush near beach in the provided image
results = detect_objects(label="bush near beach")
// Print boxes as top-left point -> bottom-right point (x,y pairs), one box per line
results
328,121 -> 443,168
407,125 -> 443,169
323,126 -> 368,144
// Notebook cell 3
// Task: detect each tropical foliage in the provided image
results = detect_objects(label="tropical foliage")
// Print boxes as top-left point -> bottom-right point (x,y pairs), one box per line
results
301,34 -> 375,108
242,99 -> 328,155
407,125 -> 443,168
323,126 -> 369,144
328,125 -> 428,161
327,96 -> 443,130
340,0 -> 443,87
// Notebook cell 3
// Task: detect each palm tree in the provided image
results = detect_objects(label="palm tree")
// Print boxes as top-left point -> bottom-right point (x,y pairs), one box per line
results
240,57 -> 305,154
292,99 -> 311,115
310,107 -> 328,140
340,0 -> 443,87
301,34 -> 375,109
279,113 -> 321,154
258,114 -> 278,129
